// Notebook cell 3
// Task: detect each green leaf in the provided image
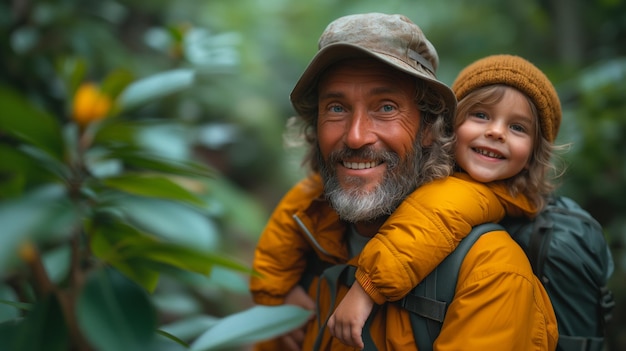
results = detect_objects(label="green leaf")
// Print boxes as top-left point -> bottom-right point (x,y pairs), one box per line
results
102,174 -> 206,207
202,176 -> 268,239
0,184 -> 74,274
42,245 -> 72,284
90,220 -> 251,286
120,240 -> 251,275
0,285 -> 22,322
90,222 -> 161,291
108,150 -> 214,178
89,220 -> 250,291
0,299 -> 32,313
0,85 -> 64,160
116,69 -> 195,112
0,146 -> 27,199
91,118 -> 139,146
16,144 -> 70,181
0,320 -> 21,347
77,267 -> 157,351
6,294 -> 69,351
160,315 -> 219,343
190,305 -> 312,351
104,195 -> 219,250
101,68 -> 134,101
90,119 -> 214,178
56,56 -> 87,100
155,329 -> 190,348
111,259 -> 161,292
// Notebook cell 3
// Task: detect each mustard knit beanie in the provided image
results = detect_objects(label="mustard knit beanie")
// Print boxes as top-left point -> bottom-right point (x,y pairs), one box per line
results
452,54 -> 561,142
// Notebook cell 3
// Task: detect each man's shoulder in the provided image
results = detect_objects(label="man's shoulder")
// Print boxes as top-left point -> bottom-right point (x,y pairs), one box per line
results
278,174 -> 324,207
272,174 -> 340,227
457,229 -> 534,285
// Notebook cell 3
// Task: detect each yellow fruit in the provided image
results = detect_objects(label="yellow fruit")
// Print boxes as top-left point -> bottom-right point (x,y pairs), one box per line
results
72,83 -> 112,127
19,241 -> 37,263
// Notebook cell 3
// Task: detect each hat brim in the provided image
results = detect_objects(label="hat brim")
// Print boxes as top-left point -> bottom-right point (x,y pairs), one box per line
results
290,43 -> 456,120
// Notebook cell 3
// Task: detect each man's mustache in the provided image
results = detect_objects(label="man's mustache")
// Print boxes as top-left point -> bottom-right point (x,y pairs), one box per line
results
327,147 -> 400,169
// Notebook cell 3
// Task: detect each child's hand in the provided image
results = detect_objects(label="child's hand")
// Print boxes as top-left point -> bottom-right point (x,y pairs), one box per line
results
327,282 -> 375,349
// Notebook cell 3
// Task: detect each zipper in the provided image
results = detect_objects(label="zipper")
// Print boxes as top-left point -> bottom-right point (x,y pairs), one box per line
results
292,213 -> 332,257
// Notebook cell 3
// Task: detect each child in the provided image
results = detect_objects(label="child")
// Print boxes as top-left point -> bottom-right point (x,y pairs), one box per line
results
326,54 -> 564,348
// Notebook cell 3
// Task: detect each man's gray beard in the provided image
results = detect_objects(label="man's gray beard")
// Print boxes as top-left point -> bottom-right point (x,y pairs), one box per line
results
319,143 -> 422,223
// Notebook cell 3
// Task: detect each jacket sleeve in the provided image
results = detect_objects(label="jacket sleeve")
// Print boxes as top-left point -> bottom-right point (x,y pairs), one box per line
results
249,177 -> 319,305
434,231 -> 559,351
356,175 -> 506,303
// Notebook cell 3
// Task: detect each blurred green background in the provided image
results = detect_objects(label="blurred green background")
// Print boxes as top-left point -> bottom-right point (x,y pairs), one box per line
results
0,0 -> 624,350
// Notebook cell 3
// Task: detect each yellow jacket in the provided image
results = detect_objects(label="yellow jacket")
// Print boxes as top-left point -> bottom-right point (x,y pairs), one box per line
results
250,173 -> 558,350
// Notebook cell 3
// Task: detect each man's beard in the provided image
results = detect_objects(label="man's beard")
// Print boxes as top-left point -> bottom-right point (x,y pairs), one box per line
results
319,143 -> 422,223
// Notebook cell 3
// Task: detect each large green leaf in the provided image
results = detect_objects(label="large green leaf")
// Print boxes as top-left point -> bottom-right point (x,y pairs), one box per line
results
89,220 -> 250,291
42,244 -> 72,284
101,68 -> 134,101
106,149 -> 215,178
119,239 -> 251,275
110,241 -> 251,287
4,294 -> 69,351
190,305 -> 312,351
116,69 -> 196,112
0,184 -> 75,274
149,331 -> 189,351
56,56 -> 87,99
102,174 -> 206,208
0,145 -> 28,199
201,176 -> 268,240
16,144 -> 70,181
160,315 -> 219,344
109,259 -> 162,293
0,86 -> 64,160
103,195 -> 219,250
91,120 -> 214,178
90,221 -> 161,291
77,267 -> 157,351
0,286 -> 20,323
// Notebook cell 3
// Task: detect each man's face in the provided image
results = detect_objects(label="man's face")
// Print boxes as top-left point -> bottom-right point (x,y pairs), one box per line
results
316,58 -> 423,223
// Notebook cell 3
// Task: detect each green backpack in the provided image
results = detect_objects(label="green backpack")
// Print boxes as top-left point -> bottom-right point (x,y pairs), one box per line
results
403,196 -> 615,351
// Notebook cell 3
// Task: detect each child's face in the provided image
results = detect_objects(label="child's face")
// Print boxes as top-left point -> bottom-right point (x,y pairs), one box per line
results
455,87 -> 535,183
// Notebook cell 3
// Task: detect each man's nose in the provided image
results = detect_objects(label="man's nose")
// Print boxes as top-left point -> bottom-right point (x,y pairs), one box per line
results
344,110 -> 376,149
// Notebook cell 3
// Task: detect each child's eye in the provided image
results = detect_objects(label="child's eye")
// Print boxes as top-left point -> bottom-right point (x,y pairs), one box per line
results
471,112 -> 488,120
511,124 -> 526,133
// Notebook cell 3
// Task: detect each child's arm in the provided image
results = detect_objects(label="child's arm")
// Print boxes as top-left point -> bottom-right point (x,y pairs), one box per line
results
327,282 -> 373,349
357,173 -> 510,304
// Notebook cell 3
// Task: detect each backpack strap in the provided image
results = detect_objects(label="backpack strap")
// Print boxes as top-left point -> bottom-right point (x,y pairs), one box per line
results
311,264 -> 381,351
558,335 -> 605,351
400,222 -> 506,351
311,263 -> 352,350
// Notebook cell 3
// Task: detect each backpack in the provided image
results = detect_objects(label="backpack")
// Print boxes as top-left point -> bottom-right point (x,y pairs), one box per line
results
402,195 -> 615,351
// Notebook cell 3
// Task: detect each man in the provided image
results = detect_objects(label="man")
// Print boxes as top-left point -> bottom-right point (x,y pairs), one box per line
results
250,13 -> 558,350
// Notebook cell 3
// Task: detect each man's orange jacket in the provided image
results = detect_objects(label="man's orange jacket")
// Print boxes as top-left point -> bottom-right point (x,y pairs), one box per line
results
250,173 -> 558,350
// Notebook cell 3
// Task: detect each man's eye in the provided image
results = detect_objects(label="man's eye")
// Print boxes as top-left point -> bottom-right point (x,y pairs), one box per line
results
381,105 -> 395,113
330,105 -> 344,113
